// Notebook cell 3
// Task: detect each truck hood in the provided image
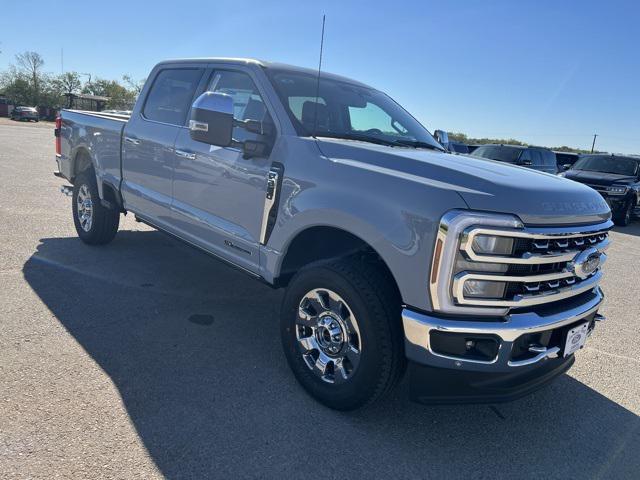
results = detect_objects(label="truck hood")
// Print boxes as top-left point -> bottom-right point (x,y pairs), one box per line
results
316,138 -> 611,226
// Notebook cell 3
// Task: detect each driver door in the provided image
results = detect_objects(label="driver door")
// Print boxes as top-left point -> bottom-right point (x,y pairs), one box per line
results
171,68 -> 276,274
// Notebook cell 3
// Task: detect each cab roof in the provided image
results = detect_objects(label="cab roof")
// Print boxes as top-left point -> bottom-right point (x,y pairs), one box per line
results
156,57 -> 372,89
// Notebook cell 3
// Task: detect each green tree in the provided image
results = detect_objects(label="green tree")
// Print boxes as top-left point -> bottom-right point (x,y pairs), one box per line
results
83,78 -> 137,109
52,71 -> 82,96
122,74 -> 145,96
448,132 -> 526,146
15,51 -> 45,105
0,66 -> 35,106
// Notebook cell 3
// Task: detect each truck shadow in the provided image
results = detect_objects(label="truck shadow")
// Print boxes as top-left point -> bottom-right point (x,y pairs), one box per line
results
613,220 -> 640,238
23,231 -> 640,479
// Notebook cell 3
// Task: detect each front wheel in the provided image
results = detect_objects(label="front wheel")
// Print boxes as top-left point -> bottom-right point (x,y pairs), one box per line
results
280,258 -> 405,410
72,170 -> 120,244
613,200 -> 634,226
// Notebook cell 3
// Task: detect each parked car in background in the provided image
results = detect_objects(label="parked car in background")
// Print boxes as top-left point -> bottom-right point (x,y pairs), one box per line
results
466,144 -> 480,154
11,106 -> 39,122
559,154 -> 640,226
471,144 -> 558,174
447,141 -> 469,154
555,151 -> 580,171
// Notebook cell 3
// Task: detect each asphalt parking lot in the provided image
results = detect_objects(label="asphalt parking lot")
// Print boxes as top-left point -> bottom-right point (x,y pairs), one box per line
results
1,118 -> 639,479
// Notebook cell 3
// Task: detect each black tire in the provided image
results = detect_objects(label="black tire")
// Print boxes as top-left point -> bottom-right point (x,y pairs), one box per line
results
280,257 -> 405,410
613,200 -> 633,226
72,169 -> 120,244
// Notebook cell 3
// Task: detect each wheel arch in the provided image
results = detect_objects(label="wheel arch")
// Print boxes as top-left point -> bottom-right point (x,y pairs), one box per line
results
274,225 -> 402,303
70,146 -> 93,181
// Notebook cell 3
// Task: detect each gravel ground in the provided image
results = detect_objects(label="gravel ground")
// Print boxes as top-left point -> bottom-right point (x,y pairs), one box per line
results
1,120 -> 638,479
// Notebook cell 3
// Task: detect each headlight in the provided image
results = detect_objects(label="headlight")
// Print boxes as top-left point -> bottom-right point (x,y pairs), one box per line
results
471,235 -> 514,255
606,185 -> 628,195
429,210 -> 523,316
462,280 -> 506,299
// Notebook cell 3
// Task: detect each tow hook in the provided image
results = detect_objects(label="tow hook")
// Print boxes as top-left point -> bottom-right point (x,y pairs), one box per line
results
60,185 -> 73,197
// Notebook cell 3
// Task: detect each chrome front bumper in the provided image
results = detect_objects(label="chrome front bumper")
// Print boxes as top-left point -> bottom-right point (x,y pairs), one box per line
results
403,287 -> 604,374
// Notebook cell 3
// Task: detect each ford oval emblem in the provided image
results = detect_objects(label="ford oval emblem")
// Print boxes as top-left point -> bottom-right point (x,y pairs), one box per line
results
569,247 -> 602,279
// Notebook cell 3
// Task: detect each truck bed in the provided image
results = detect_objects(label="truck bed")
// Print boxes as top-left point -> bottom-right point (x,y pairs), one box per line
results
58,109 -> 129,194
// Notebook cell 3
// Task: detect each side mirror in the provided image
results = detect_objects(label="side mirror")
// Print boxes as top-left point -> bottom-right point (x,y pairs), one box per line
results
433,129 -> 449,146
562,164 -> 572,171
189,92 -> 234,146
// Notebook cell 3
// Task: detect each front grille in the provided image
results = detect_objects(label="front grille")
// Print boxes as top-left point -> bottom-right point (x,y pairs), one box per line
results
453,223 -> 610,309
514,232 -> 607,254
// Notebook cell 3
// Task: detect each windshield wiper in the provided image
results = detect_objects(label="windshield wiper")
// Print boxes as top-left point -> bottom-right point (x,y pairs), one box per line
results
315,133 -> 446,151
391,139 -> 445,151
315,133 -> 400,147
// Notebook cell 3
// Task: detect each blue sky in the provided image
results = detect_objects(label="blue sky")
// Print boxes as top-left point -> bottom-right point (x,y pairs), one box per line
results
2,0 -> 639,153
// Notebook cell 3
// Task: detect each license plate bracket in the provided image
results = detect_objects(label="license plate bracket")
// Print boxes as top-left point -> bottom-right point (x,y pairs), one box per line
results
563,322 -> 589,357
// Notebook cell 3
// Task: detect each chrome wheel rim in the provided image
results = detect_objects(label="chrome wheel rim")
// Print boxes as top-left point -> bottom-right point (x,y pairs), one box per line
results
76,184 -> 93,232
296,289 -> 361,384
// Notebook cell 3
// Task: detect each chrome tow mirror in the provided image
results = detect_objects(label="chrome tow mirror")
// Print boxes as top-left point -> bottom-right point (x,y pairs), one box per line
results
189,92 -> 234,146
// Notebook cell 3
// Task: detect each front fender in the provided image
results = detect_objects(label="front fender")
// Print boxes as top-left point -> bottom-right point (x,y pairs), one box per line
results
263,143 -> 469,312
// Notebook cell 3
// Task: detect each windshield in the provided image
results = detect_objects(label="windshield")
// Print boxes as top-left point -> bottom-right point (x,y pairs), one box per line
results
572,155 -> 639,176
266,69 -> 443,150
472,145 -> 523,163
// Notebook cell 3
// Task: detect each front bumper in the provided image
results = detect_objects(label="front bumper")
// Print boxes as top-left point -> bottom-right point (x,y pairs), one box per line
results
402,287 -> 604,403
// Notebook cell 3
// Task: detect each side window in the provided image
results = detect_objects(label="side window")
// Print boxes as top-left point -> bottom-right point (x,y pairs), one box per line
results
474,146 -> 492,158
529,150 -> 544,166
520,149 -> 532,164
143,68 -> 204,125
288,96 -> 326,123
209,70 -> 274,143
544,150 -> 557,166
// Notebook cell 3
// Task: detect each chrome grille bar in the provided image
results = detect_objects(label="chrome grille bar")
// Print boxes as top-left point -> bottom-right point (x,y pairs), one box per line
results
460,228 -> 609,265
428,211 -> 611,317
453,220 -> 611,308
453,270 -> 603,308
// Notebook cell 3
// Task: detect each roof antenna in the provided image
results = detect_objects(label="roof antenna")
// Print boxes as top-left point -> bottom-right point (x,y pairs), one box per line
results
312,14 -> 326,138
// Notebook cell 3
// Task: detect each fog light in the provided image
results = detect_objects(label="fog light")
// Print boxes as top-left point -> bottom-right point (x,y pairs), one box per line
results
430,331 -> 500,361
472,235 -> 514,255
463,280 -> 506,299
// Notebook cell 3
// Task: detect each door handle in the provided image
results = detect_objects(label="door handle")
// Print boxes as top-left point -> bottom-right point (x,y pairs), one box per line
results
175,149 -> 196,160
124,136 -> 140,146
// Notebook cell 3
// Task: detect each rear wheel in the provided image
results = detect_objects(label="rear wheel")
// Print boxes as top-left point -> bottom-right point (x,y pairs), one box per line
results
72,170 -> 120,244
280,257 -> 405,410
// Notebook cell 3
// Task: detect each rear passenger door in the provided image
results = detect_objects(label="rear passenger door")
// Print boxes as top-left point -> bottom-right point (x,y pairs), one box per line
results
121,67 -> 205,228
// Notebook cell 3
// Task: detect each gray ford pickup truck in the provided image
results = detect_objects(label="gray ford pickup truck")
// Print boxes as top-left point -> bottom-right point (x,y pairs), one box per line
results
54,58 -> 611,410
